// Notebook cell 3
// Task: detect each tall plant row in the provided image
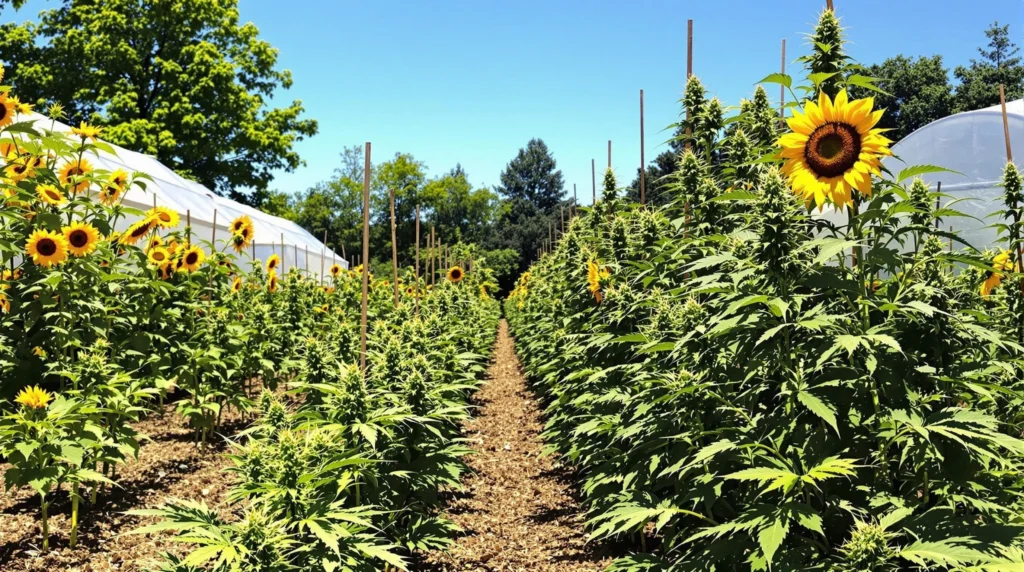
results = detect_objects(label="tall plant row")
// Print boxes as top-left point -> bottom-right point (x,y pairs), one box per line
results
508,9 -> 1024,572
0,63 -> 502,568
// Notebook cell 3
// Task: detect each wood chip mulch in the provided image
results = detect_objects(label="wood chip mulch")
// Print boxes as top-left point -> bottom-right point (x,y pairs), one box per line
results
0,404 -> 244,572
419,319 -> 612,572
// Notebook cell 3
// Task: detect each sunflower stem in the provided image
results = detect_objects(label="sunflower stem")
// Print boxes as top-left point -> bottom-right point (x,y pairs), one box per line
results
70,482 -> 80,547
40,494 -> 49,552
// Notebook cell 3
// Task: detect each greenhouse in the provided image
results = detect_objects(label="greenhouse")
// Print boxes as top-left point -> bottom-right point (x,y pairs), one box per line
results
24,111 -> 345,276
890,98 -> 1024,248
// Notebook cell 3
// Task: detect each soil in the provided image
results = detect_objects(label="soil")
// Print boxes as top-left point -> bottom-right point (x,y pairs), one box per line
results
419,320 -> 611,572
0,404 -> 245,572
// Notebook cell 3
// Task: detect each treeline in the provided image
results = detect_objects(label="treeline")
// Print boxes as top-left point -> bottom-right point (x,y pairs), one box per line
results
255,139 -> 574,290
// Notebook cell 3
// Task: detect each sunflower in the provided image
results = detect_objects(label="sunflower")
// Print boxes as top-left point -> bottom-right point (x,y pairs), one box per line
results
586,260 -> 611,304
166,238 -> 180,255
147,206 -> 180,229
147,246 -> 170,266
447,266 -> 464,283
981,250 -> 1015,297
0,93 -> 15,130
147,235 -> 164,252
266,254 -> 280,273
71,121 -> 102,140
36,184 -> 66,206
231,226 -> 253,253
4,160 -> 33,182
26,229 -> 69,268
405,285 -> 416,296
15,385 -> 52,409
778,89 -> 892,210
11,96 -> 31,115
0,292 -> 8,314
231,276 -> 242,293
330,263 -> 342,277
109,169 -> 130,189
59,158 -> 94,194
121,216 -> 158,245
98,182 -> 122,206
230,215 -> 252,234
62,221 -> 101,257
267,271 -> 279,293
323,286 -> 335,294
158,261 -> 174,280
180,245 -> 206,272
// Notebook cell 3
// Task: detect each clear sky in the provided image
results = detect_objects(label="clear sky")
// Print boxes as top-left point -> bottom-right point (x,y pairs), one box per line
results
5,1 -> 1024,204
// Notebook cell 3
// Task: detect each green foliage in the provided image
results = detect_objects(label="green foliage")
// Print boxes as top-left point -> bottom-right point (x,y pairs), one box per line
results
849,55 -> 954,142
0,0 -> 318,204
507,11 -> 1024,571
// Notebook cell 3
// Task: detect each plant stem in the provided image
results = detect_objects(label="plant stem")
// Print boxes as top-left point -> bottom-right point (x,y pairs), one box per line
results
70,482 -> 80,547
40,495 -> 49,551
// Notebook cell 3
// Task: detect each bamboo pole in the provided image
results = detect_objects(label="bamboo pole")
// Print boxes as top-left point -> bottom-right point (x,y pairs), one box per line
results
389,188 -> 399,307
640,88 -> 645,205
415,205 -> 420,314
360,142 -> 371,373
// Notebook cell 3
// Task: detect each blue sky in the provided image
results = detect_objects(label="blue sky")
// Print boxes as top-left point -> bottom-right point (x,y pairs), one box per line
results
6,1 -> 1024,204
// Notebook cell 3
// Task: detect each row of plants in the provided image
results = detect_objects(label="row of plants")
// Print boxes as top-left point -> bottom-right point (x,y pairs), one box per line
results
508,9 -> 1024,572
0,63 -> 502,568
134,276 -> 500,571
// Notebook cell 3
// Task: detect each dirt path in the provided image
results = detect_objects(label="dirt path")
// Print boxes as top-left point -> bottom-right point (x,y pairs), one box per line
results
421,320 -> 610,572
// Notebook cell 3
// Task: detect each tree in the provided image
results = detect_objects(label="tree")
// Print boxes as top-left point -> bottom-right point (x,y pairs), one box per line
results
420,165 -> 499,246
0,0 -> 318,204
849,55 -> 953,142
496,138 -> 565,213
953,22 -> 1024,112
488,138 -> 565,283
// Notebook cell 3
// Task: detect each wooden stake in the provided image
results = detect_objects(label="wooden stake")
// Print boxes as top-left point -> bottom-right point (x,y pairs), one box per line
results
211,209 -> 217,248
826,0 -> 833,10
280,233 -> 285,273
685,19 -> 693,152
360,142 -> 371,373
607,140 -> 612,169
573,183 -> 578,215
934,182 -> 941,230
780,39 -> 786,121
320,230 -> 327,282
560,205 -> 565,234
304,245 -> 309,275
999,85 -> 1024,295
431,227 -> 436,286
1001,85 -> 1014,163
640,89 -> 645,205
186,210 -> 191,246
389,188 -> 399,307
415,205 -> 420,314
591,159 -> 596,204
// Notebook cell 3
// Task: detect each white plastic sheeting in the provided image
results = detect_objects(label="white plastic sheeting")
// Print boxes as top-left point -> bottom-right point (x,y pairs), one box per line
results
886,99 -> 1024,250
23,112 -> 345,276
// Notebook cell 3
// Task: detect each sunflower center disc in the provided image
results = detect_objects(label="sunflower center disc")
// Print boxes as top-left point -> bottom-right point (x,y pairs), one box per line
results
805,122 -> 861,178
69,230 -> 88,248
38,239 -> 56,256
